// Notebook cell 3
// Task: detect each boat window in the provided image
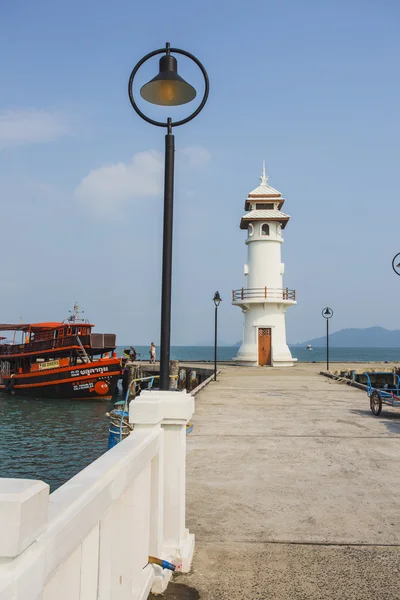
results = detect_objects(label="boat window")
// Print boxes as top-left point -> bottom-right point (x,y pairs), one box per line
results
67,327 -> 72,335
261,223 -> 270,236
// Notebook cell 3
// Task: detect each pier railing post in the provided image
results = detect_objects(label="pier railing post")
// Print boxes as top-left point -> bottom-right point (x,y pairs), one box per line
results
0,479 -> 49,560
0,479 -> 49,597
130,389 -> 195,573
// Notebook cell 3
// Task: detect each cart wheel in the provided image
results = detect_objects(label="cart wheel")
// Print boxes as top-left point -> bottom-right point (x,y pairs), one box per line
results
370,391 -> 382,416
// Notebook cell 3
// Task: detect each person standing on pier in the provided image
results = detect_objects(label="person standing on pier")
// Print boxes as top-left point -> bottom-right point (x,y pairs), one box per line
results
149,342 -> 156,364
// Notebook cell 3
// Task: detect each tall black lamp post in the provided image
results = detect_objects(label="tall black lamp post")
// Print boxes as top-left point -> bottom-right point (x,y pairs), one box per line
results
322,307 -> 333,371
213,292 -> 222,381
128,43 -> 209,390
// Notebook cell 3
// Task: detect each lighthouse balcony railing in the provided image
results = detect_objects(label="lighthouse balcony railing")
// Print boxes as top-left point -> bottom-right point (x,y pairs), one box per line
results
232,287 -> 296,302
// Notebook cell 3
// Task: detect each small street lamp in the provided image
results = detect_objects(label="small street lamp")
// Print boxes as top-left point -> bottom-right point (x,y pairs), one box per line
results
392,253 -> 400,277
322,307 -> 333,372
128,43 -> 209,390
213,292 -> 222,381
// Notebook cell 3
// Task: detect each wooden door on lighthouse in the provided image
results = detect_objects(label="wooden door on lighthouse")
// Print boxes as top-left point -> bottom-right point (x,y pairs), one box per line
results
258,328 -> 272,366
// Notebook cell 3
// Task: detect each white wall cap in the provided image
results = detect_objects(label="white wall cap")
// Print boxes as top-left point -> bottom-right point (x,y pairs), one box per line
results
0,480 -> 49,558
129,395 -> 164,425
141,389 -> 188,400
162,395 -> 194,423
130,389 -> 194,425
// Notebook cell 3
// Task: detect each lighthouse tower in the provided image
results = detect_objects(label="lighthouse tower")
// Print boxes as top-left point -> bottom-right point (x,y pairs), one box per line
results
232,164 -> 297,367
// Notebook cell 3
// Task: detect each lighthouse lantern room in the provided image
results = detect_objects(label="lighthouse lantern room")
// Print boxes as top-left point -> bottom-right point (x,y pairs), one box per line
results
232,163 -> 296,367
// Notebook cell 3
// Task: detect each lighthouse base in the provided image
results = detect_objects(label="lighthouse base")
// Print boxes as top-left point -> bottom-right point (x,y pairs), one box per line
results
235,349 -> 297,368
234,304 -> 297,367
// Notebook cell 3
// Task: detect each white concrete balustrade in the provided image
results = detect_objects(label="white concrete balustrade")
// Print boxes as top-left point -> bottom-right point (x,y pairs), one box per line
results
0,389 -> 194,600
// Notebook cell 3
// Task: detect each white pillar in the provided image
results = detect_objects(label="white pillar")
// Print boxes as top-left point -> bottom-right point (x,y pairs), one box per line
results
0,479 -> 49,558
0,479 -> 49,600
161,422 -> 190,564
128,393 -> 165,594
129,389 -> 195,574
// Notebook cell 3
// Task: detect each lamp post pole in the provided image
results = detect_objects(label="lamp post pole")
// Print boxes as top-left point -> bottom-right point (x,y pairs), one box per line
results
322,307 -> 333,372
128,43 -> 209,390
160,119 -> 175,389
213,292 -> 221,381
214,304 -> 218,380
326,318 -> 329,372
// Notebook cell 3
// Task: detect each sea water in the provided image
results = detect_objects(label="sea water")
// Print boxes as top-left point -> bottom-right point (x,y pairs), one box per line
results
0,395 -> 109,491
124,345 -> 400,364
1,346 -> 399,491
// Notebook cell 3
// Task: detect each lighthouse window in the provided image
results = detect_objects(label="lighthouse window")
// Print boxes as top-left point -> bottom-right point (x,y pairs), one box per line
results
257,203 -> 274,210
248,223 -> 254,236
261,223 -> 270,236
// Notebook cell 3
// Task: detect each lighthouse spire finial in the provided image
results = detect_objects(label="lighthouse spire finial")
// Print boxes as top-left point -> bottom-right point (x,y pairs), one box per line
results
260,160 -> 268,185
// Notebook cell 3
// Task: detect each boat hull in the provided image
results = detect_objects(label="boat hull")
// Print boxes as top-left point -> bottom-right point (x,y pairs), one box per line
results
0,359 -> 121,400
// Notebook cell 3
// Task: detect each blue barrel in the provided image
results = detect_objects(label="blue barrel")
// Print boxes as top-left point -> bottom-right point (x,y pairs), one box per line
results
108,409 -> 129,450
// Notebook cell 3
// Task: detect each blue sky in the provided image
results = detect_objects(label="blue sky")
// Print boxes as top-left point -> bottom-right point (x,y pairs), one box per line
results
0,0 -> 399,345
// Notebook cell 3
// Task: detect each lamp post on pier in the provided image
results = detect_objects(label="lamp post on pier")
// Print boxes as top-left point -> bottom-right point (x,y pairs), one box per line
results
128,43 -> 209,390
322,307 -> 333,372
213,292 -> 222,381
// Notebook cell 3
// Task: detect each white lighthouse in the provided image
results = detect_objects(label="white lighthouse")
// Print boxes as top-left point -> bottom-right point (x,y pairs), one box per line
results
232,164 -> 296,367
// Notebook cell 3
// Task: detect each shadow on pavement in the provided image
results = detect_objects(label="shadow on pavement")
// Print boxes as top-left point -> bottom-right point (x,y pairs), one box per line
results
149,582 -> 200,600
350,407 -> 400,435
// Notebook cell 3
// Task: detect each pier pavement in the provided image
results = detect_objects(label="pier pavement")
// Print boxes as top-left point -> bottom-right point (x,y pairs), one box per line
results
165,363 -> 400,599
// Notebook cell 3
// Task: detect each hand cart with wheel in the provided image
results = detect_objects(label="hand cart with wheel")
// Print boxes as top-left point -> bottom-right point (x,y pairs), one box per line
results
365,372 -> 400,416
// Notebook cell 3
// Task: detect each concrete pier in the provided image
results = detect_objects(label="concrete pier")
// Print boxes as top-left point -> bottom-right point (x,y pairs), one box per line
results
170,364 -> 400,599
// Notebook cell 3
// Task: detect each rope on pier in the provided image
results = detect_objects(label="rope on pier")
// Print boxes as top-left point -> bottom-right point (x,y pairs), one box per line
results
108,372 -> 183,450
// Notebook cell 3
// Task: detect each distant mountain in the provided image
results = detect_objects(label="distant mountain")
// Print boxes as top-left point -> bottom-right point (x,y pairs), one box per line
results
294,327 -> 400,348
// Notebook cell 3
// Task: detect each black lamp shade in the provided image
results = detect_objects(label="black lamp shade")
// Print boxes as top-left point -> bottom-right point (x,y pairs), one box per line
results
213,291 -> 222,307
140,54 -> 196,106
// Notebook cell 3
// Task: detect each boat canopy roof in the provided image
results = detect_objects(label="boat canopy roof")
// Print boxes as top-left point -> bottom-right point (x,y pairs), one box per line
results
0,322 -> 94,332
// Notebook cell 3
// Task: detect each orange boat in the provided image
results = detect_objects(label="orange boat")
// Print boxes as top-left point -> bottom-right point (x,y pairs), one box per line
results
0,305 -> 121,400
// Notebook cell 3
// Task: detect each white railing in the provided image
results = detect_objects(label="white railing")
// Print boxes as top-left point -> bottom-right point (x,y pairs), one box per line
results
0,389 -> 194,599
